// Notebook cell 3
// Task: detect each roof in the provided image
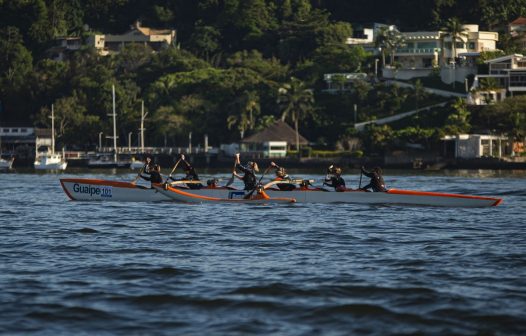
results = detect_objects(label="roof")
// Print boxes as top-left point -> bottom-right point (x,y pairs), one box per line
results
241,120 -> 309,145
136,26 -> 173,36
510,17 -> 526,25
485,54 -> 524,64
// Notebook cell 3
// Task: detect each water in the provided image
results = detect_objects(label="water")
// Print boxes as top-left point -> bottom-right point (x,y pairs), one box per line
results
1,170 -> 525,335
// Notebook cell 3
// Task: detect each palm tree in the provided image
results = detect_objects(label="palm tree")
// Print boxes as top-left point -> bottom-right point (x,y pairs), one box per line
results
441,18 -> 469,64
375,27 -> 406,67
277,77 -> 314,152
375,26 -> 389,67
227,90 -> 260,139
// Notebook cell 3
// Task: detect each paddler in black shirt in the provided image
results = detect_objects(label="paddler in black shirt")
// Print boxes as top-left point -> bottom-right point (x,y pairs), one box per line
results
360,166 -> 387,192
170,154 -> 203,189
233,153 -> 258,190
140,164 -> 163,186
323,166 -> 346,191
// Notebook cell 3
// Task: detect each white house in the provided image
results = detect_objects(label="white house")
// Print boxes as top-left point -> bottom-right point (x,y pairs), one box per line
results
468,54 -> 526,105
442,134 -> 509,158
382,25 -> 498,82
87,21 -> 176,55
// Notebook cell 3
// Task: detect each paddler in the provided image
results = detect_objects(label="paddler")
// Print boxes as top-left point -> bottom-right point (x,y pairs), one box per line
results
270,161 -> 295,191
360,166 -> 387,192
140,164 -> 163,186
233,153 -> 258,190
170,154 -> 203,189
323,166 -> 346,191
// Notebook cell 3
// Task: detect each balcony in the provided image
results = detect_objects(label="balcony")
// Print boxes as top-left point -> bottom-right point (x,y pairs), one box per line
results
396,48 -> 440,55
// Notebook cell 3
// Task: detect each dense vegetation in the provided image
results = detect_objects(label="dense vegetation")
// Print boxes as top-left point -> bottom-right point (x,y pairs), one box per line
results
1,0 -> 525,153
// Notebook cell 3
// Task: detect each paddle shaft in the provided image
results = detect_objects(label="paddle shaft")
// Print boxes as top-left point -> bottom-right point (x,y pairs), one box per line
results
225,160 -> 237,187
164,158 -> 182,183
244,166 -> 272,199
359,171 -> 363,189
132,164 -> 146,184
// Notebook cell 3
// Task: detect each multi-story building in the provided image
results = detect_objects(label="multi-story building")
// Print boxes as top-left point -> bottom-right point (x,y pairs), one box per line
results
86,21 -> 176,56
384,24 -> 498,82
468,54 -> 526,105
347,23 -> 499,82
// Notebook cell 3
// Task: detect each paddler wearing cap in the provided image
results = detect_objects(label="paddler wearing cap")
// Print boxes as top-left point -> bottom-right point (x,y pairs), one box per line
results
270,161 -> 296,191
233,153 -> 259,190
323,164 -> 346,191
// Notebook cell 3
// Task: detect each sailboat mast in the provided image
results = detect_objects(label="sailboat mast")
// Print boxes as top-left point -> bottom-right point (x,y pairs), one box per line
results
51,104 -> 55,155
140,100 -> 148,153
112,85 -> 117,163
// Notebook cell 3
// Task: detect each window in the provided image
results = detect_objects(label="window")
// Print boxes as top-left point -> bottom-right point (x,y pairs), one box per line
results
417,42 -> 436,49
468,42 -> 475,49
3,128 -> 9,133
455,42 -> 465,49
20,128 -> 27,133
11,128 -> 18,133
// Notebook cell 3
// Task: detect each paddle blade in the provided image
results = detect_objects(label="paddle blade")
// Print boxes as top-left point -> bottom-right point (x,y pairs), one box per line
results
225,174 -> 235,187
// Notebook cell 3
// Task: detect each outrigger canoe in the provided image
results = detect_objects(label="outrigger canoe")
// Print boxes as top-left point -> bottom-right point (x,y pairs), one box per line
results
60,178 -> 171,202
157,180 -> 502,207
59,178 -> 502,207
153,183 -> 296,204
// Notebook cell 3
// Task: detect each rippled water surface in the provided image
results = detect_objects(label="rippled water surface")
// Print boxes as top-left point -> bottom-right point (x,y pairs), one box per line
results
1,170 -> 525,335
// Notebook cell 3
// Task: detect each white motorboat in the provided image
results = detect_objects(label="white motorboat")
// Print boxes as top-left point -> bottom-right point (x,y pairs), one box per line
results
130,157 -> 145,170
35,152 -> 67,170
0,156 -> 14,170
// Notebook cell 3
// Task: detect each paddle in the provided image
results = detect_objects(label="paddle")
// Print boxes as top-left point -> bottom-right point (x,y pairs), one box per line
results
359,170 -> 363,189
132,158 -> 150,184
224,155 -> 238,187
244,165 -> 272,199
164,158 -> 182,184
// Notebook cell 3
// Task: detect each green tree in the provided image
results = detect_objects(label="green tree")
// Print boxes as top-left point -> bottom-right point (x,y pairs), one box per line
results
375,26 -> 405,67
413,79 -> 427,110
443,98 -> 471,135
227,90 -> 260,139
36,93 -> 101,147
0,28 -> 32,87
277,77 -> 314,152
188,21 -> 221,63
479,96 -> 526,141
441,17 -> 468,62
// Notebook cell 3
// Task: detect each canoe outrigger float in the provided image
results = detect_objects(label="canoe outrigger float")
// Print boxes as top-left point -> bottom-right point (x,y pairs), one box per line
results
59,178 -> 502,207
153,183 -> 296,204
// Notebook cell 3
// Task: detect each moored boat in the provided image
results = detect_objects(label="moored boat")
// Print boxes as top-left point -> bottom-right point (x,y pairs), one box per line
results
34,105 -> 67,171
0,157 -> 14,170
60,178 -> 171,201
